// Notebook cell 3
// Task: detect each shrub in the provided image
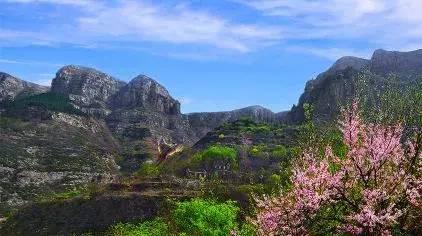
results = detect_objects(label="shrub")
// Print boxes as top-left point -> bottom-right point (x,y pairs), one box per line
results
248,144 -> 269,160
193,145 -> 238,169
237,223 -> 257,236
135,162 -> 160,178
270,145 -> 288,160
173,199 -> 240,236
266,174 -> 282,194
107,218 -> 169,236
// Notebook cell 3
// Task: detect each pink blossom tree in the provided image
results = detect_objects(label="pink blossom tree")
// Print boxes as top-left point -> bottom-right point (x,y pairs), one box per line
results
253,101 -> 421,235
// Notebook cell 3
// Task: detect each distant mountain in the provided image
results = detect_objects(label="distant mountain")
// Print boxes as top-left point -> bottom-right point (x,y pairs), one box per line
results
0,72 -> 49,102
187,105 -> 281,139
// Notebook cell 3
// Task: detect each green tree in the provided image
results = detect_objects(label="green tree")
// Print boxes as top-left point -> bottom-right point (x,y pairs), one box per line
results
173,199 -> 240,236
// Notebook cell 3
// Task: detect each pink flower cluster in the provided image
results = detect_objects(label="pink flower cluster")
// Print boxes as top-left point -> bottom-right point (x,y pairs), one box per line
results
253,101 -> 421,235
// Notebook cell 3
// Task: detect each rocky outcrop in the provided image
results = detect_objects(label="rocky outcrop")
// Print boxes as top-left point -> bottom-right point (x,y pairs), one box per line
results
51,65 -> 125,116
187,105 -> 280,139
0,72 -> 48,102
105,75 -> 195,172
285,49 -> 422,123
370,49 -> 422,76
110,75 -> 180,115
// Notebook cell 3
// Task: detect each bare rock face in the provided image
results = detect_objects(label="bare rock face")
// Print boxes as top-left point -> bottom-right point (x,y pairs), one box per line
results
51,65 -> 126,116
370,49 -> 422,76
0,72 -> 49,102
329,56 -> 370,74
110,75 -> 180,115
286,49 -> 422,123
105,75 -> 194,172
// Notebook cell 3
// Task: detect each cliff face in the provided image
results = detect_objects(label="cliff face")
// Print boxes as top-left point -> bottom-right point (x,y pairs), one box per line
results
0,72 -> 49,102
105,75 -> 195,171
110,75 -> 180,115
51,65 -> 126,116
370,49 -> 422,76
285,49 -> 422,123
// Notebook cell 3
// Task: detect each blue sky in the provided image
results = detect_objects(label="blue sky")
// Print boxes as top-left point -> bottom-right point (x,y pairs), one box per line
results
1,0 -> 422,113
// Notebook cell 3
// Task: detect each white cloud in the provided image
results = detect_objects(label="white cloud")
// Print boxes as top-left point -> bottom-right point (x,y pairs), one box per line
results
4,0 -> 422,60
76,1 -> 282,53
234,0 -> 422,54
1,1 -> 283,53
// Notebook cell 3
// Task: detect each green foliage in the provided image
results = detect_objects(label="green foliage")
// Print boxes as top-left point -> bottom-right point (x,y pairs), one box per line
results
0,117 -> 30,131
271,145 -> 289,160
248,144 -> 269,160
107,218 -> 169,236
236,184 -> 266,196
36,187 -> 88,203
356,72 -> 422,126
135,162 -> 160,178
326,130 -> 348,159
193,145 -> 238,169
219,118 -> 283,135
309,201 -> 349,235
173,199 -> 240,236
267,174 -> 282,194
298,103 -> 318,149
249,144 -> 294,161
5,92 -> 82,115
236,223 -> 257,236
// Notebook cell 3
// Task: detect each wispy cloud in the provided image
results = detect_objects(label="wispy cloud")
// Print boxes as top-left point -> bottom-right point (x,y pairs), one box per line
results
0,58 -> 63,67
5,0 -> 93,6
77,1 -> 282,53
234,0 -> 422,57
3,0 -> 422,61
1,1 -> 283,53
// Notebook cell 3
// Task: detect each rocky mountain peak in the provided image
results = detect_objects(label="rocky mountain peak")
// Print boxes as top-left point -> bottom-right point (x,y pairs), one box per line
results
329,56 -> 370,73
0,72 -> 49,102
52,65 -> 125,101
130,75 -> 171,98
110,74 -> 180,115
51,65 -> 125,116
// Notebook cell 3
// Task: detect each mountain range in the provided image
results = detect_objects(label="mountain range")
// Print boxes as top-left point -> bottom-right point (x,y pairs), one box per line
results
1,48 -> 422,214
